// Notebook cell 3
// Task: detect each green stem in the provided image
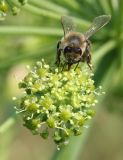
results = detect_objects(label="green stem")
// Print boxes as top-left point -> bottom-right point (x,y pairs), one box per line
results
23,3 -> 61,20
6,0 -> 13,8
99,59 -> 117,90
61,0 -> 80,10
121,47 -> 123,80
11,0 -> 62,20
11,0 -> 90,28
118,0 -> 123,37
98,0 -> 112,14
93,40 -> 116,64
29,0 -> 68,14
0,116 -> 16,160
0,26 -> 62,36
0,117 -> 16,134
23,4 -> 90,28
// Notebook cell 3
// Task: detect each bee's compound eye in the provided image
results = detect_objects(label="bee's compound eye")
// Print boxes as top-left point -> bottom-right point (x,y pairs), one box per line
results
74,48 -> 82,54
64,46 -> 72,53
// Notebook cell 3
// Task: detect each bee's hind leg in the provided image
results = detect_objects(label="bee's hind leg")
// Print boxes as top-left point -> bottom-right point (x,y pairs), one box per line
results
85,41 -> 92,70
86,52 -> 92,70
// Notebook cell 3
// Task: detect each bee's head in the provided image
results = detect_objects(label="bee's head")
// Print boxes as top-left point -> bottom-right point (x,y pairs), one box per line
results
63,45 -> 82,64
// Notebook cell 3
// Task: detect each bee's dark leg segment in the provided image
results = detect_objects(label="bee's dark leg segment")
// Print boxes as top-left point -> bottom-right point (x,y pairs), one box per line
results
86,39 -> 91,46
55,41 -> 61,67
86,54 -> 92,70
85,40 -> 92,70
74,62 -> 79,70
61,62 -> 66,72
68,63 -> 72,70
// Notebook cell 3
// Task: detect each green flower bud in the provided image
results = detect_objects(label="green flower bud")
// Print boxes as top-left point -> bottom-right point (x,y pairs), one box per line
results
37,68 -> 47,77
73,127 -> 82,136
18,0 -> 28,5
27,103 -> 39,112
47,117 -> 56,128
60,108 -> 72,121
86,109 -> 95,117
24,118 -> 40,130
40,128 -> 49,139
0,0 -> 8,13
53,130 -> 62,143
11,6 -> 20,16
40,95 -> 53,109
19,81 -> 27,88
73,113 -> 85,126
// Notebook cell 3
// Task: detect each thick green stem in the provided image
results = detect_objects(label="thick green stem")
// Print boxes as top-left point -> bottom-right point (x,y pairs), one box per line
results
0,26 -> 62,36
93,40 -> 116,64
23,4 -> 90,28
11,0 -> 91,28
0,117 -> 16,134
29,0 -> 68,14
23,4 -> 61,20
61,0 -> 80,10
98,0 -> 112,14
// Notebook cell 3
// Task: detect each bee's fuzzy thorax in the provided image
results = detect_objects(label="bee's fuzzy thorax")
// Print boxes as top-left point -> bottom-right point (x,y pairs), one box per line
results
64,32 -> 86,47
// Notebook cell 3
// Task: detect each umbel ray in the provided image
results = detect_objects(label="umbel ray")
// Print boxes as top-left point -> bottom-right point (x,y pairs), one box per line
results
55,15 -> 111,70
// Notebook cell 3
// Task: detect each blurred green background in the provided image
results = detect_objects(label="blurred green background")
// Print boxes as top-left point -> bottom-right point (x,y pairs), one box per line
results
0,0 -> 123,160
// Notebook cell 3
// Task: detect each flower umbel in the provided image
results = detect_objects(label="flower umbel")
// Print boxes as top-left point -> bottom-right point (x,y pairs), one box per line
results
0,0 -> 28,20
15,59 -> 103,148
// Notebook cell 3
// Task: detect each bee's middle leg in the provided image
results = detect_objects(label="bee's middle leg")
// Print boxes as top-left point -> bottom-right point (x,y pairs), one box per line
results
74,62 -> 80,70
86,54 -> 92,70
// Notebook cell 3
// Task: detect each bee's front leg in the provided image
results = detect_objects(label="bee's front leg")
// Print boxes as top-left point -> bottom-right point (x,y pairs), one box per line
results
68,63 -> 72,70
55,41 -> 62,67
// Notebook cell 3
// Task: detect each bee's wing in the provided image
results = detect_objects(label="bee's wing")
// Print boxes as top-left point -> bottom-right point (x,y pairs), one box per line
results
84,15 -> 111,39
61,15 -> 76,36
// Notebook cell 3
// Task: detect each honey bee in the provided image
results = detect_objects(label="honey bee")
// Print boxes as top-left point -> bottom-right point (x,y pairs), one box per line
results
55,15 -> 111,70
